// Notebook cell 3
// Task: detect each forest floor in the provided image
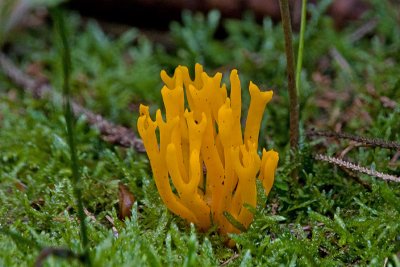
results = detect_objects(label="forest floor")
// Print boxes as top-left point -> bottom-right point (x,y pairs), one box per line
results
1,1 -> 400,266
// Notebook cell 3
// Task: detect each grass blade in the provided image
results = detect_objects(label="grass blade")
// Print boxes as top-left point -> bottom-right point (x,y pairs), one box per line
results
51,8 -> 91,266
296,0 -> 307,93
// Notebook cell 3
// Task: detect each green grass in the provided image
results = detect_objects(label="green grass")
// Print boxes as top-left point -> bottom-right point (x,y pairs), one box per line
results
1,1 -> 400,266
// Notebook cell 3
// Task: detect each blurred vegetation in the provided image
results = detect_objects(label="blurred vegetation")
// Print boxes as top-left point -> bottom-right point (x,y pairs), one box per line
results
1,0 -> 400,266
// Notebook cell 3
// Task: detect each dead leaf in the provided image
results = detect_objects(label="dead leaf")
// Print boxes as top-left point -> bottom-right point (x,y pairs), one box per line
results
31,197 -> 44,210
15,180 -> 27,192
118,183 -> 135,220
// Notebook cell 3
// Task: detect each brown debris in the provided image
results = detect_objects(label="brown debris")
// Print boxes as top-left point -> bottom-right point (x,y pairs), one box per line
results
83,208 -> 97,222
349,19 -> 378,43
389,151 -> 400,168
329,47 -> 352,74
26,61 -> 48,83
118,183 -> 135,220
105,215 -> 119,238
314,89 -> 350,109
380,96 -> 397,109
336,143 -> 373,190
366,83 -> 398,110
220,253 -> 240,267
31,197 -> 45,210
269,198 -> 279,216
15,180 -> 27,192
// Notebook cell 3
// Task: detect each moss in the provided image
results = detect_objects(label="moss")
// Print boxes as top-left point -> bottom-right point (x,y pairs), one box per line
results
1,1 -> 400,265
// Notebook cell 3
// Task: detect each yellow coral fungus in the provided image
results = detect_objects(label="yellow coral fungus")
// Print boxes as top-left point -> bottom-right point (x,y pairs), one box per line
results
137,63 -> 279,235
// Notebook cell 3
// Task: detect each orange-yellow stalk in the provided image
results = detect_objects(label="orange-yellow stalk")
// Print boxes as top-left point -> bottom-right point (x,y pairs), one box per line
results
137,64 -> 279,235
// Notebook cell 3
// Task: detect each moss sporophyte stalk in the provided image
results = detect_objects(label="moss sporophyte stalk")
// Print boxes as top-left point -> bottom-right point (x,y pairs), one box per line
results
137,64 -> 279,236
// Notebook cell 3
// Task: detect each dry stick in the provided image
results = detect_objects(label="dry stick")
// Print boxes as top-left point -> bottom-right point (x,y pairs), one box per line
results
343,165 -> 373,190
0,52 -> 144,152
315,154 -> 400,182
349,19 -> 378,43
307,130 -> 399,187
389,151 -> 400,167
307,129 -> 400,150
105,215 -> 119,238
329,47 -> 351,74
337,143 -> 372,190
220,253 -> 240,267
279,0 -> 300,179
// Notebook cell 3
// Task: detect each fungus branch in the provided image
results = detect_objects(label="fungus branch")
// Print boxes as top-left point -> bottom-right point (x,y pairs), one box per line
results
137,64 -> 279,236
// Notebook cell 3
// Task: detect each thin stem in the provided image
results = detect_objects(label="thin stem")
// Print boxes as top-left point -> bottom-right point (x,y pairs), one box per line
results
279,0 -> 299,178
296,0 -> 307,92
52,8 -> 91,266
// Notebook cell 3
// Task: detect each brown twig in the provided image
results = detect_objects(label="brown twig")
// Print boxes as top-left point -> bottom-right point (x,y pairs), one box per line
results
315,154 -> 400,182
329,47 -> 352,74
105,215 -> 119,238
83,208 -> 97,222
349,19 -> 378,43
279,0 -> 299,179
0,52 -> 144,152
338,142 -> 359,159
220,253 -> 240,267
307,129 -> 400,150
338,163 -> 372,190
335,143 -> 372,190
389,151 -> 400,168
